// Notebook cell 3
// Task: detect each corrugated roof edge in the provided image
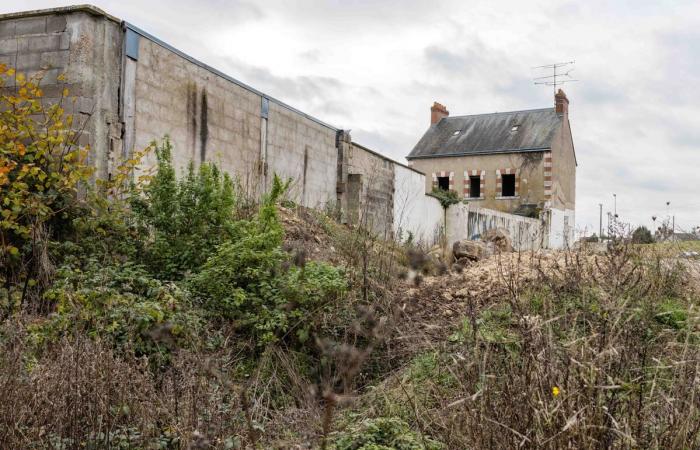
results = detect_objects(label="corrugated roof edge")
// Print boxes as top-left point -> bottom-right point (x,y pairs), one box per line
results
406,146 -> 550,160
0,4 -> 120,23
351,141 -> 425,175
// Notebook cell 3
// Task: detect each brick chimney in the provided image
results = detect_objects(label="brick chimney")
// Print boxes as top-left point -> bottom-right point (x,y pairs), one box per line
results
430,101 -> 449,125
555,89 -> 569,115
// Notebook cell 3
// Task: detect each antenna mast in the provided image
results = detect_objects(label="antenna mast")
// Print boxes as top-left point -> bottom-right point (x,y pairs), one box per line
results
533,61 -> 578,95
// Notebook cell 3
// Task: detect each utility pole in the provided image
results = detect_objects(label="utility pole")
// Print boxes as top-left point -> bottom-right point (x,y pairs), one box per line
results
672,215 -> 675,237
599,203 -> 603,238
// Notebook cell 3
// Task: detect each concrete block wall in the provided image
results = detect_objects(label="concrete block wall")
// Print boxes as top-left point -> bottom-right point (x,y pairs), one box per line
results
0,7 -> 123,181
345,142 -> 396,238
266,101 -> 337,208
129,34 -> 264,195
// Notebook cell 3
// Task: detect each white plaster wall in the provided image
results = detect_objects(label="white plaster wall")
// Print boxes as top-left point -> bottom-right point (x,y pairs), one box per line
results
393,165 -> 444,247
548,208 -> 575,249
446,203 -> 544,251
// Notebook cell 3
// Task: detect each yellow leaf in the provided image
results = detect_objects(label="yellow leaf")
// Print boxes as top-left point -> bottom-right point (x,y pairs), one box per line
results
6,68 -> 15,76
62,87 -> 69,97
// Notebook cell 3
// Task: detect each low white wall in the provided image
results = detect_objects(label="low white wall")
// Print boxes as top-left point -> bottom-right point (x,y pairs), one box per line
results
446,203 -> 544,251
393,165 -> 444,247
548,208 -> 575,249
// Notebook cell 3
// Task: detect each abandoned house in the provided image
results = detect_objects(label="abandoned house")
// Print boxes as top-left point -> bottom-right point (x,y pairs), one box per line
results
407,90 -> 577,247
1,4 -> 575,249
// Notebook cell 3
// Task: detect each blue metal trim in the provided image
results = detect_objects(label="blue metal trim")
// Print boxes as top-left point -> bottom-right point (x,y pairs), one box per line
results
261,97 -> 269,119
123,22 -> 338,132
125,28 -> 139,60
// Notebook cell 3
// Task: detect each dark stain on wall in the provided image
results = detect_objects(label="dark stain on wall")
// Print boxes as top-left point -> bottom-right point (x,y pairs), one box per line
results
186,82 -> 197,161
200,89 -> 209,163
302,146 -> 309,204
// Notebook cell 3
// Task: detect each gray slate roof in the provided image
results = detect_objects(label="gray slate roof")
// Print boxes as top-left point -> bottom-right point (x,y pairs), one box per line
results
408,108 -> 563,159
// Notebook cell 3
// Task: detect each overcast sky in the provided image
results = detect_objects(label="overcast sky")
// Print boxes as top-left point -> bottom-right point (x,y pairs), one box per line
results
10,0 -> 700,233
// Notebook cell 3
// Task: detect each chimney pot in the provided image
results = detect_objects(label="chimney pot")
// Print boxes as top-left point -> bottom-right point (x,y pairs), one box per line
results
430,101 -> 449,125
555,89 -> 569,115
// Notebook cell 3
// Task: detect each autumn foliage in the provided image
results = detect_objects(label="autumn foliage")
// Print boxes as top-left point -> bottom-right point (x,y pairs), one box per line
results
0,66 -> 93,309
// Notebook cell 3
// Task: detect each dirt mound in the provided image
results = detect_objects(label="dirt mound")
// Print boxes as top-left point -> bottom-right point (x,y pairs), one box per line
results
278,205 -> 343,265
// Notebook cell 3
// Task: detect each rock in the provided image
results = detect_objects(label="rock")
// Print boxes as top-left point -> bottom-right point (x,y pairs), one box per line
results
483,228 -> 513,252
453,239 -> 487,261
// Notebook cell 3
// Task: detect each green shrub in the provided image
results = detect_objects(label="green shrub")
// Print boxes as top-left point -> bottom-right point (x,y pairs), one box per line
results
30,261 -> 204,358
632,226 -> 654,244
190,175 -> 346,345
332,417 -> 444,450
131,138 -> 237,280
429,188 -> 459,209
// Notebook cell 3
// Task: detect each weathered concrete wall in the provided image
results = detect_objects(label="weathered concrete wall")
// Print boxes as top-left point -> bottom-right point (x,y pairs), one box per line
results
393,165 -> 444,247
0,6 -> 123,181
129,33 -> 264,193
343,142 -> 395,238
446,203 -> 544,251
265,101 -> 337,208
408,151 -> 546,213
127,30 -> 339,207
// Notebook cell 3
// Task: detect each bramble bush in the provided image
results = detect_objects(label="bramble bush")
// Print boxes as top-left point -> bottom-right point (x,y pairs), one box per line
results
30,261 -> 205,359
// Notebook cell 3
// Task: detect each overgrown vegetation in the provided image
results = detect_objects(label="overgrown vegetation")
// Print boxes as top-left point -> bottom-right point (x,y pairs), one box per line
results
2,66 -> 700,449
429,187 -> 460,209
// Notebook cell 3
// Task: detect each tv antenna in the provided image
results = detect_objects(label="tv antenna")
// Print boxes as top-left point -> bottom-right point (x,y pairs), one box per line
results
533,61 -> 578,95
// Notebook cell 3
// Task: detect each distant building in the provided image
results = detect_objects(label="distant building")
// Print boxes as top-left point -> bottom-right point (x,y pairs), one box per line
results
407,90 -> 577,247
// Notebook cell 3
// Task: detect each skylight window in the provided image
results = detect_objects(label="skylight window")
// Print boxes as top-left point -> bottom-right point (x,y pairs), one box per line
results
511,125 -> 520,132
452,130 -> 460,136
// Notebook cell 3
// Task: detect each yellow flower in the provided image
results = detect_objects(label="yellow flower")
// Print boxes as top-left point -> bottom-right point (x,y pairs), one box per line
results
552,386 -> 561,397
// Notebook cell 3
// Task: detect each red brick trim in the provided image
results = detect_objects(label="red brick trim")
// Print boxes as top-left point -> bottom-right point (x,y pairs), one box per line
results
543,151 -> 553,202
463,169 -> 485,199
496,167 -> 520,197
431,171 -> 455,191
